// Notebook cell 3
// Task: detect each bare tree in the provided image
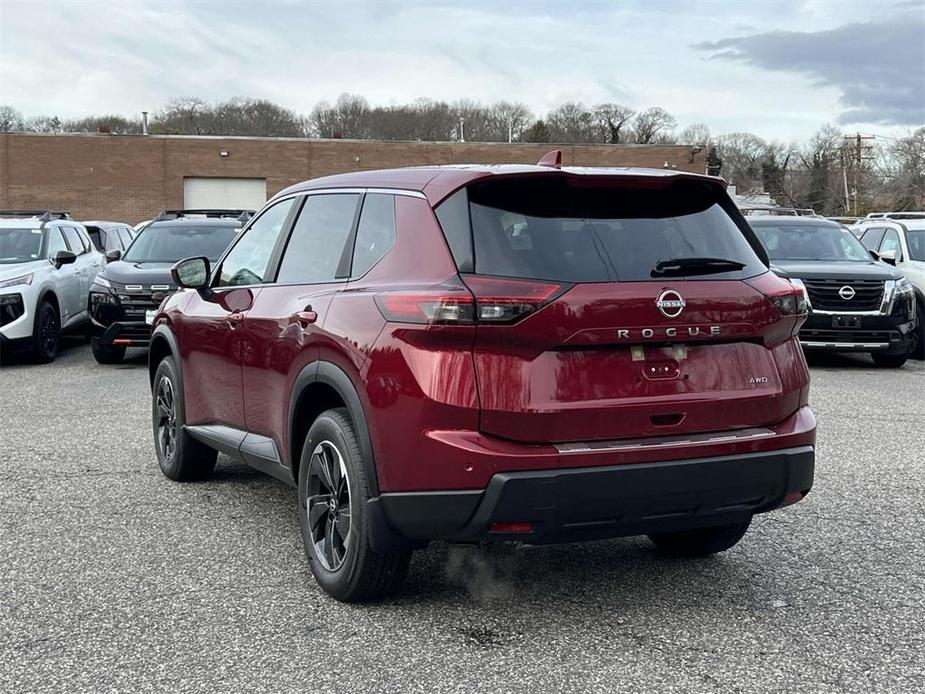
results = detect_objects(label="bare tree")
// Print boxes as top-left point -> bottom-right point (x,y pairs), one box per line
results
678,122 -> 711,146
62,114 -> 143,134
26,115 -> 63,133
631,107 -> 677,144
486,101 -> 533,142
0,105 -> 25,132
715,132 -> 768,187
150,97 -> 211,135
547,102 -> 595,143
593,103 -> 634,143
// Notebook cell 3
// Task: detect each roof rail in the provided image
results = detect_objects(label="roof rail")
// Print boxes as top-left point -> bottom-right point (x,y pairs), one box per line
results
884,211 -> 925,220
152,209 -> 255,223
739,206 -> 818,217
0,209 -> 71,222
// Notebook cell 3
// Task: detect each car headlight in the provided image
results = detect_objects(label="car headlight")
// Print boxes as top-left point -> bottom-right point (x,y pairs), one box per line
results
0,273 -> 34,289
895,277 -> 913,294
92,276 -> 112,289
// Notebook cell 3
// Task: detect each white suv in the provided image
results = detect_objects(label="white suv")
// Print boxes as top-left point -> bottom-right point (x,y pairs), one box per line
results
855,216 -> 925,358
0,211 -> 104,362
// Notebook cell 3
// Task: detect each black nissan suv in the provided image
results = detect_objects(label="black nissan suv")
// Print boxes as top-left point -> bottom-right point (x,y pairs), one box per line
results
749,215 -> 917,367
88,209 -> 251,363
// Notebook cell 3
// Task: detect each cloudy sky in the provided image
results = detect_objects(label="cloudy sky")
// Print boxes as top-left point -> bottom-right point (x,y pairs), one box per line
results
0,0 -> 922,141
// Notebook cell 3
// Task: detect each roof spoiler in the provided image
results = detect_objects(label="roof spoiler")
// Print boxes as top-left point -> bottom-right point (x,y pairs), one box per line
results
0,210 -> 71,222
153,209 -> 255,222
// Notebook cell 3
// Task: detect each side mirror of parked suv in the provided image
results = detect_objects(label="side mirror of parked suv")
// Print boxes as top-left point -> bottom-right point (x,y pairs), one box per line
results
105,249 -> 122,262
54,250 -> 77,269
879,249 -> 897,265
172,256 -> 211,296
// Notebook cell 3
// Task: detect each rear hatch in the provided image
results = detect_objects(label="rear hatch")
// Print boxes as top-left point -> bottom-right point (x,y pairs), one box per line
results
438,173 -> 807,443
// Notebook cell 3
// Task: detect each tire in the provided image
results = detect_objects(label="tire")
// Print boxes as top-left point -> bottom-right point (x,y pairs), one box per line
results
30,300 -> 59,363
297,408 -> 411,602
152,356 -> 216,481
871,352 -> 908,368
91,338 -> 125,364
913,297 -> 924,360
648,519 -> 751,558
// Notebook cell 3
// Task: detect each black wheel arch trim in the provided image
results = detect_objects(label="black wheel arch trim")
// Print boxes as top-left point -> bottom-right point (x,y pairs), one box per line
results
149,324 -> 181,390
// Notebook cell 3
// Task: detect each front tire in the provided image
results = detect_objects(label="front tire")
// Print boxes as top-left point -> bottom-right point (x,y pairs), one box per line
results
871,352 -> 908,368
298,408 -> 411,602
31,300 -> 59,363
152,356 -> 216,481
913,297 -> 924,360
648,519 -> 751,557
91,338 -> 125,364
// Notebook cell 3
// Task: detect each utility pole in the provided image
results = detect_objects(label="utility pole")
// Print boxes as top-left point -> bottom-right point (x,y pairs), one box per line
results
843,133 -> 875,215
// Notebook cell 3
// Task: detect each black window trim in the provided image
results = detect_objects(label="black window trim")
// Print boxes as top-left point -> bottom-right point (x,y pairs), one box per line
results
348,192 -> 398,280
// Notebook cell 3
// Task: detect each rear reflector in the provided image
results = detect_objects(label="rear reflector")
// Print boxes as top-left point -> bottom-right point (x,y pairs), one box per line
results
489,522 -> 534,534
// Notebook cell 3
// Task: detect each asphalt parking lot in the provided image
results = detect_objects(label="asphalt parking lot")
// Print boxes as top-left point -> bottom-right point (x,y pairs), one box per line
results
1,340 -> 923,693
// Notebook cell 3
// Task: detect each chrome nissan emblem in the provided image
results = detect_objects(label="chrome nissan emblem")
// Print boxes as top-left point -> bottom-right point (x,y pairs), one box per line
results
656,289 -> 686,318
838,285 -> 856,300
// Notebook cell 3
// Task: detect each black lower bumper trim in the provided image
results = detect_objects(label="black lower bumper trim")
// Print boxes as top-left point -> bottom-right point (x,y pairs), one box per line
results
376,446 -> 814,545
96,321 -> 152,347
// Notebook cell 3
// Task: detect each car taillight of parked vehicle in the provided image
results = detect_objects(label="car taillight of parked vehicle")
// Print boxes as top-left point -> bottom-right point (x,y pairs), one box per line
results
374,275 -> 567,325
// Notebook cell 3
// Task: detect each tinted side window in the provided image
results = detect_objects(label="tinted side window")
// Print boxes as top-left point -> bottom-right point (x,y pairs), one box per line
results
46,228 -> 68,258
276,194 -> 359,284
87,228 -> 103,251
218,198 -> 295,287
352,194 -> 396,277
860,227 -> 885,250
61,226 -> 85,254
76,227 -> 92,252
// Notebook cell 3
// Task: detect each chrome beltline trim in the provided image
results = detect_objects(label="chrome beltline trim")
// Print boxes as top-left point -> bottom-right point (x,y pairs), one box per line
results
556,427 -> 775,454
800,341 -> 890,349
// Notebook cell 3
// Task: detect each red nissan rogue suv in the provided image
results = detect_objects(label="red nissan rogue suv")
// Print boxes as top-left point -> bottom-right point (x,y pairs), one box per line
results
149,155 -> 816,601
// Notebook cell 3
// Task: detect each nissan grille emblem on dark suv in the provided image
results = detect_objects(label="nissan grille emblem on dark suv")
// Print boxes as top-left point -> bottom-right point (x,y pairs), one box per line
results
656,289 -> 686,318
838,285 -> 856,300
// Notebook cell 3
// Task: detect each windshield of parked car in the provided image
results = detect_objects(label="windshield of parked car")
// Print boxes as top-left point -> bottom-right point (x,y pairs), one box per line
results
0,227 -> 43,264
752,223 -> 870,262
907,230 -> 925,261
122,224 -> 239,263
443,177 -> 766,282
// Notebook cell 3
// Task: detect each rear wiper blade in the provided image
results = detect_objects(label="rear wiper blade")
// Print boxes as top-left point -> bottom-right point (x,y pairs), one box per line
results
651,256 -> 746,277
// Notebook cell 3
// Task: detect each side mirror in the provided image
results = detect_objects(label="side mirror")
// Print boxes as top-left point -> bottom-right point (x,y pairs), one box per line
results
172,256 -> 212,296
105,249 -> 122,262
879,249 -> 897,266
54,250 -> 77,269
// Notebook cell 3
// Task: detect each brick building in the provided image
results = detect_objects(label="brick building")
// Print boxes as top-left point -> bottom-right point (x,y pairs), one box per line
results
0,133 -> 707,223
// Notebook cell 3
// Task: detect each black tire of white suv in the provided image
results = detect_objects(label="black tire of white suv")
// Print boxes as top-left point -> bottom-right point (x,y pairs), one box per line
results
298,408 -> 411,602
152,356 -> 217,481
914,296 -> 924,360
871,352 -> 909,368
91,338 -> 126,364
31,299 -> 60,363
648,518 -> 752,557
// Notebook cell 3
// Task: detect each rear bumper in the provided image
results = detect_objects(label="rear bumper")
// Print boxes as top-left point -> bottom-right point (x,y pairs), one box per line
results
799,314 -> 915,355
375,445 -> 814,546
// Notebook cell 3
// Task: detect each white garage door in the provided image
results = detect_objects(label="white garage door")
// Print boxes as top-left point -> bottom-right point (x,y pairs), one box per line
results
183,177 -> 267,211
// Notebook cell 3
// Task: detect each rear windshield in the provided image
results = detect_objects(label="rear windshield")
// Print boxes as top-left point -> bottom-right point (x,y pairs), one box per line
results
437,177 -> 766,282
123,224 -> 239,263
752,223 -> 870,262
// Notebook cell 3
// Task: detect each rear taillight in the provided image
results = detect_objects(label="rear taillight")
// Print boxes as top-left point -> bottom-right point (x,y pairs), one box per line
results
461,274 -> 567,324
375,281 -> 475,324
748,273 -> 808,317
375,276 -> 567,325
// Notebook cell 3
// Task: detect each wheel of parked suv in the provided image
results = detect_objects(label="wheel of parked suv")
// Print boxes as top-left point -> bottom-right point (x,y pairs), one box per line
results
30,299 -> 59,363
152,356 -> 216,481
914,296 -> 925,360
91,338 -> 125,364
298,408 -> 411,602
871,352 -> 909,369
648,519 -> 751,557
